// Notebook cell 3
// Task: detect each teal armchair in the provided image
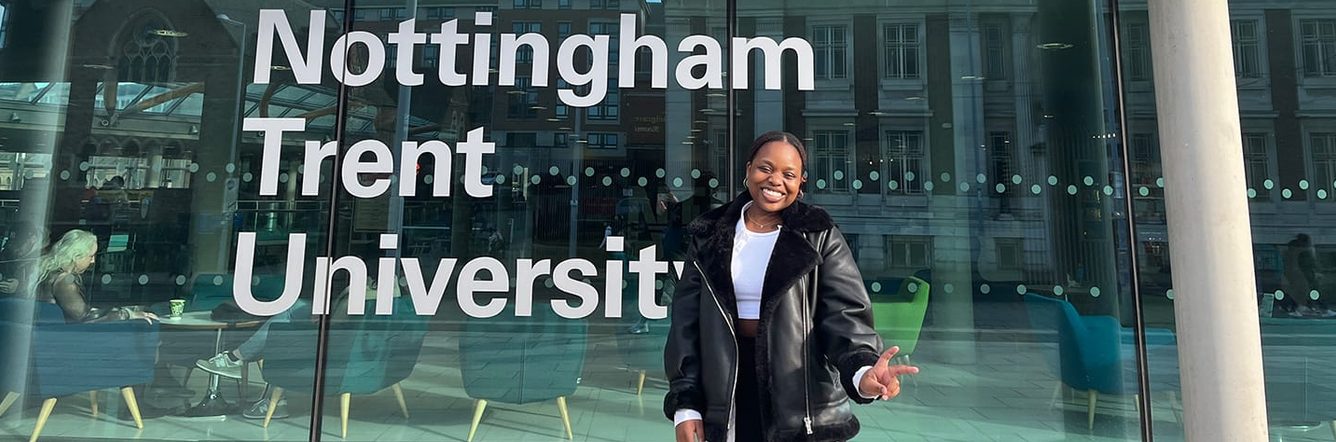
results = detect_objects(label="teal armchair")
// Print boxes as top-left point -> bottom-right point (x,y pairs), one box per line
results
459,305 -> 588,441
259,297 -> 428,438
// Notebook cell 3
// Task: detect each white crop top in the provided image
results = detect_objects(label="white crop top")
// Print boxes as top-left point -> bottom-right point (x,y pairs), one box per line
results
731,204 -> 781,320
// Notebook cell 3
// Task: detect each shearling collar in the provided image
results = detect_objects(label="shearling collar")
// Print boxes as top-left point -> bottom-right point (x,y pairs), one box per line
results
685,191 -> 835,237
683,191 -> 833,324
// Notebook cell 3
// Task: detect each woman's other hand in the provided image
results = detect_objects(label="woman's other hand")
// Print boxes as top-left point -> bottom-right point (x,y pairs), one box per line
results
0,278 -> 18,294
129,310 -> 158,324
675,419 -> 703,442
858,346 -> 920,400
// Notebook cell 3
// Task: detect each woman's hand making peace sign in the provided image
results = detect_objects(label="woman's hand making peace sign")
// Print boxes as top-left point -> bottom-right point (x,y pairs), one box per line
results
857,346 -> 921,400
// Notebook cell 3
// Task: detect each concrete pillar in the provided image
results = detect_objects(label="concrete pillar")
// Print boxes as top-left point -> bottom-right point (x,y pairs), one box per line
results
1148,0 -> 1269,440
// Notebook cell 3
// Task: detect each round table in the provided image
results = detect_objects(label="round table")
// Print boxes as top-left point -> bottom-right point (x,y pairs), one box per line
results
159,311 -> 263,419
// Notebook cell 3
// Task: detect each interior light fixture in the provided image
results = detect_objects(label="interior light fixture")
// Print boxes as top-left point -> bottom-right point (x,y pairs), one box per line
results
150,29 -> 189,38
1037,42 -> 1074,50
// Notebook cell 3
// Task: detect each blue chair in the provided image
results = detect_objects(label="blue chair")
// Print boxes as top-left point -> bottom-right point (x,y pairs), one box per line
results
614,261 -> 670,395
1022,293 -> 1175,430
0,300 -> 35,419
0,298 -> 159,441
259,297 -> 428,439
459,305 -> 588,441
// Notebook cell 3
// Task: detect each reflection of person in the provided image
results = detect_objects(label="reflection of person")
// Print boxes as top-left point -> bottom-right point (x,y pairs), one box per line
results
665,132 -> 918,442
0,221 -> 46,295
34,229 -> 157,323
1282,233 -> 1336,318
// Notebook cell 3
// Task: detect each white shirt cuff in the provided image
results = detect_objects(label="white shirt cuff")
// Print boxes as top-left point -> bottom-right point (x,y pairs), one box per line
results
853,365 -> 877,399
674,409 -> 703,426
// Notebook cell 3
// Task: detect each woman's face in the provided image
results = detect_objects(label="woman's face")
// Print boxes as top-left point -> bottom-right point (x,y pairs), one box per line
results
73,244 -> 97,274
745,141 -> 805,213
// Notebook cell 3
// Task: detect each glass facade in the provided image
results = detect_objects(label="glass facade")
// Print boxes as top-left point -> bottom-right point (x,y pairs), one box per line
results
0,1 -> 1324,442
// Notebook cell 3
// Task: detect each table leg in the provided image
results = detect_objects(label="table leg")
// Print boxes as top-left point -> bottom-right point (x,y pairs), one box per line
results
181,328 -> 231,419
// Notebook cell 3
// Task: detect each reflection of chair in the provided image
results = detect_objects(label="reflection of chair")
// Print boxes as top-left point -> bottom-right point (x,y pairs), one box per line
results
868,276 -> 930,362
0,299 -> 158,441
1023,293 -> 1172,430
459,305 -> 587,441
260,297 -> 427,438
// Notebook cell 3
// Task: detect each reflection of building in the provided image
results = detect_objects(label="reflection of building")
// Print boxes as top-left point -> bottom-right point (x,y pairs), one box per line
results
1120,1 -> 1336,293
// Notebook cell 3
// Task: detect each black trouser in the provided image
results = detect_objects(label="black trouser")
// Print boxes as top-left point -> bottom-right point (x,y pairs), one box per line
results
736,336 -> 764,442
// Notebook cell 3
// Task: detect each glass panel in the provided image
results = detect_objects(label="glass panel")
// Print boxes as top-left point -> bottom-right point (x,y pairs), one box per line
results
0,2 -> 344,441
748,0 -> 1142,439
1133,1 -> 1336,440
325,1 -> 726,440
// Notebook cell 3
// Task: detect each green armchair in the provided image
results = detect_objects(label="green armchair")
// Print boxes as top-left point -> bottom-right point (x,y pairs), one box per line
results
868,276 -> 931,362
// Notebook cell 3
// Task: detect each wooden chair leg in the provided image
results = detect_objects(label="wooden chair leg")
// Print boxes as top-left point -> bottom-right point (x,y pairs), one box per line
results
263,387 -> 284,428
89,391 -> 98,417
340,393 -> 350,439
1049,382 -> 1063,409
467,399 -> 487,442
0,391 -> 18,418
29,397 -> 57,442
1133,394 -> 1142,414
1086,390 -> 1099,430
636,371 -> 647,396
120,387 -> 143,429
556,396 -> 573,440
391,383 -> 409,419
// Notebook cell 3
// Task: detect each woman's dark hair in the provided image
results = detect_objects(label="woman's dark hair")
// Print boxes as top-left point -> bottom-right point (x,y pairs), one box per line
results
747,131 -> 808,169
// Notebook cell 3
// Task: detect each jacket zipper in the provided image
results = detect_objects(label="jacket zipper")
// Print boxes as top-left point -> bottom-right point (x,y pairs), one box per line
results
804,259 -> 815,437
693,260 -> 738,434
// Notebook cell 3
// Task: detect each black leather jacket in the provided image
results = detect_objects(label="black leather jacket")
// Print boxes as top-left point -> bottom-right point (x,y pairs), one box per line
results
664,192 -> 883,442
